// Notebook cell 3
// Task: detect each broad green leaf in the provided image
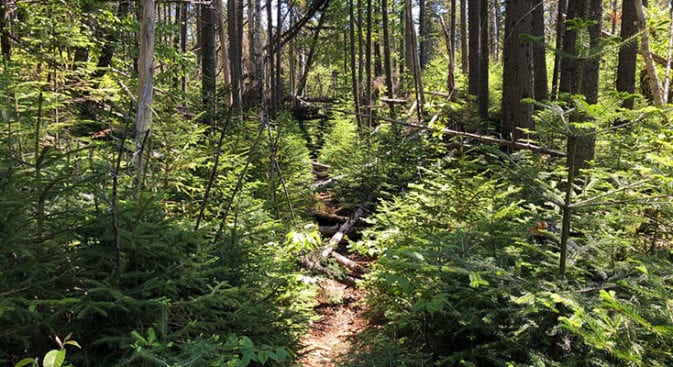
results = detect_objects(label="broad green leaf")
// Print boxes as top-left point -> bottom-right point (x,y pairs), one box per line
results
43,349 -> 65,367
14,358 -> 37,367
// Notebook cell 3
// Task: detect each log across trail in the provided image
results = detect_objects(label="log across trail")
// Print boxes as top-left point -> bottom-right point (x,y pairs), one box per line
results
297,162 -> 374,366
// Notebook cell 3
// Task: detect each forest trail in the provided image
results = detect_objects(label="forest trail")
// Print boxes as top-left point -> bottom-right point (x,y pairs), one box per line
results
297,166 -> 373,366
297,278 -> 369,366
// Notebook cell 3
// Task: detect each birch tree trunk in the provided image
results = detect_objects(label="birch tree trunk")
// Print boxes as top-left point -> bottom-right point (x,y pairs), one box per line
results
136,0 -> 155,176
635,0 -> 664,107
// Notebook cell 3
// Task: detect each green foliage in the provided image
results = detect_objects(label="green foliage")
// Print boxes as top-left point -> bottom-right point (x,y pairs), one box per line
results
14,334 -> 80,367
346,131 -> 673,366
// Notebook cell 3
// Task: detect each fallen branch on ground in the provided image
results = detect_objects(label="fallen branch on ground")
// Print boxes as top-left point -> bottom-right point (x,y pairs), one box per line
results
321,206 -> 366,258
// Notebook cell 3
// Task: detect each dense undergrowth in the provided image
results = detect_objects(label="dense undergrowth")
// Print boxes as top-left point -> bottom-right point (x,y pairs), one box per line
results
325,97 -> 673,366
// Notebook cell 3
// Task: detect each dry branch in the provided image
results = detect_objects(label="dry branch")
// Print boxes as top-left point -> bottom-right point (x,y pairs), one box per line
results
313,210 -> 349,223
332,251 -> 369,275
321,206 -> 366,258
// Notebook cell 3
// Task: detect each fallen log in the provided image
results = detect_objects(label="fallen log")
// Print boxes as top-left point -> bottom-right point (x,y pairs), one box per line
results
311,175 -> 345,190
318,223 -> 340,236
313,210 -> 349,223
311,161 -> 331,170
332,251 -> 369,275
321,206 -> 366,258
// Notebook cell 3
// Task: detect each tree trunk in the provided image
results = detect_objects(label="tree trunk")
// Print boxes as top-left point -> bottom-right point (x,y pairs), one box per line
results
382,0 -> 395,114
478,0 -> 489,119
551,0 -> 567,99
460,0 -> 468,74
634,0 -> 664,107
365,0 -> 373,126
468,0 -> 480,95
559,0 -> 602,174
616,0 -> 638,109
501,0 -> 534,141
214,0 -> 232,105
531,0 -> 548,101
228,0 -> 244,109
1,0 -> 11,59
492,0 -> 500,61
349,0 -> 362,129
451,0 -> 457,64
404,0 -> 425,119
439,15 -> 457,99
297,12 -> 327,97
664,0 -> 673,104
136,0 -> 155,176
200,1 -> 217,126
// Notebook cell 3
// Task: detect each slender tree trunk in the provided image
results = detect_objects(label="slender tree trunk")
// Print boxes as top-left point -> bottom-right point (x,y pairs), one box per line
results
180,2 -> 188,102
1,0 -> 11,59
382,0 -> 395,112
451,0 -> 457,63
297,12 -> 327,96
616,0 -> 638,109
439,15 -> 457,99
357,0 -> 364,94
478,0 -> 489,119
215,0 -> 232,105
405,0 -> 425,119
275,0 -> 282,115
136,0 -> 155,176
531,0 -> 548,101
559,0 -> 602,174
349,0 -> 362,129
468,0 -> 480,95
501,0 -> 534,141
365,0 -> 373,126
551,0 -> 567,99
200,1 -> 217,126
664,0 -> 673,104
492,0 -> 500,61
635,0 -> 664,107
460,0 -> 468,74
228,0 -> 244,109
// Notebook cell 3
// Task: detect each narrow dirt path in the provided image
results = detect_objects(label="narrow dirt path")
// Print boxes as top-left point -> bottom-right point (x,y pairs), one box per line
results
297,279 -> 368,366
296,166 -> 372,366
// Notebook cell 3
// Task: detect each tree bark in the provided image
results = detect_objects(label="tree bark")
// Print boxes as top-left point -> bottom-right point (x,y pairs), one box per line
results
478,0 -> 489,119
297,12 -> 327,97
616,0 -> 638,109
551,0 -> 567,99
228,0 -> 244,109
468,0 -> 480,95
460,0 -> 468,74
136,0 -> 155,176
559,0 -> 602,174
1,0 -> 11,59
501,0 -> 534,141
214,0 -> 232,105
531,0 -> 548,101
200,1 -> 217,125
439,15 -> 457,99
404,0 -> 425,119
348,0 -> 362,129
634,0 -> 664,107
382,0 -> 395,103
664,0 -> 673,104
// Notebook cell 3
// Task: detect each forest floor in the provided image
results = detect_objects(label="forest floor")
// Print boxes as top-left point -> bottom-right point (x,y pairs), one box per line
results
297,278 -> 369,366
297,170 -> 373,366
